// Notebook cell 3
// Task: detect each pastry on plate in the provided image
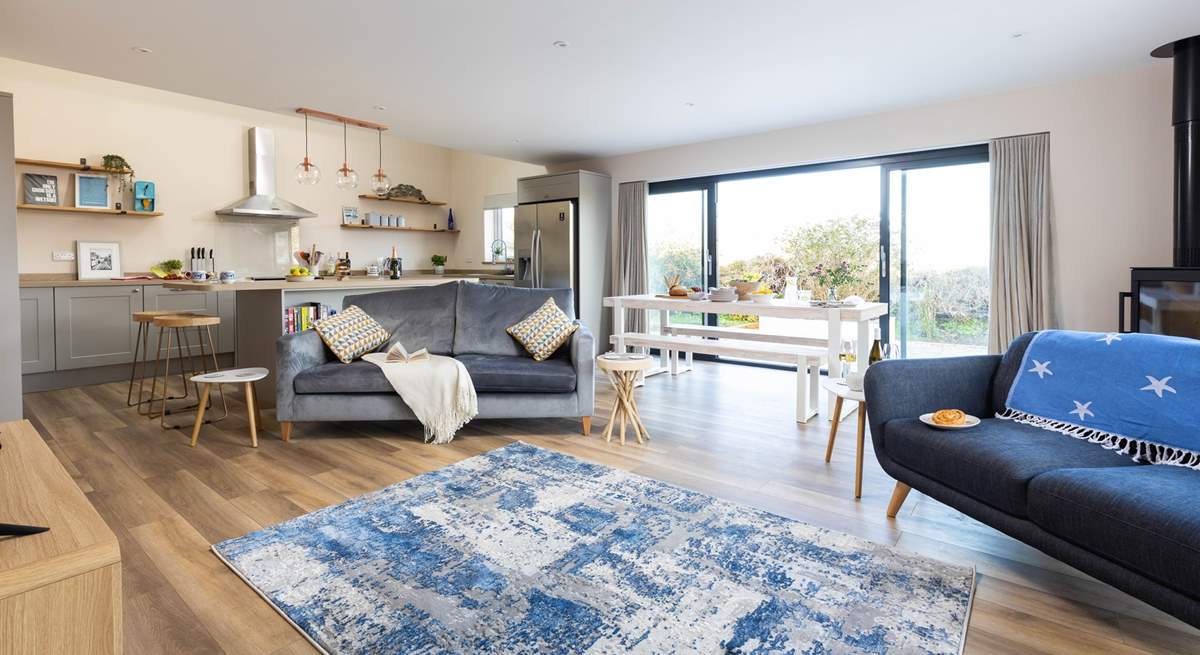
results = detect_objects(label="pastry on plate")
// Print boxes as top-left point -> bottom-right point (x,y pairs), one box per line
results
931,409 -> 966,426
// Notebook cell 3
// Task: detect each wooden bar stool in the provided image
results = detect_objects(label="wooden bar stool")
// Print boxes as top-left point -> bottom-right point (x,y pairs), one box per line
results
820,377 -> 868,498
596,353 -> 653,445
128,310 -> 195,411
188,368 -> 269,448
148,314 -> 227,429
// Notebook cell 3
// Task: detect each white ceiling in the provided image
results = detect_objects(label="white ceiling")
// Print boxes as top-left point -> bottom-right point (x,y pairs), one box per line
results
0,0 -> 1197,164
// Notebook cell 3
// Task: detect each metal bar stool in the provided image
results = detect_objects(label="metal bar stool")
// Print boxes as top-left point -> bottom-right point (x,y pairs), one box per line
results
148,314 -> 228,429
128,310 -> 195,412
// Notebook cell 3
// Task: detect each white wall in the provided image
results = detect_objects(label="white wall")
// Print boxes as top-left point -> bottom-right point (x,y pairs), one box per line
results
1,57 -> 540,275
553,64 -> 1174,333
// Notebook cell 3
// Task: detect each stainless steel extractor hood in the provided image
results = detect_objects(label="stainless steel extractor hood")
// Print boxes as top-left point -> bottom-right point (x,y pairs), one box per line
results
216,127 -> 317,219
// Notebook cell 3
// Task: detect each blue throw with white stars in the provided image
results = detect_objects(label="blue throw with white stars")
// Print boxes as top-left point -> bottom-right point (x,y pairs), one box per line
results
214,442 -> 973,654
1003,329 -> 1200,467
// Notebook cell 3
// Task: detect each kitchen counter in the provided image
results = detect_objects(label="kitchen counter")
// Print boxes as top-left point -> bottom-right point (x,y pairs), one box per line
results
20,274 -> 166,288
163,274 -> 476,292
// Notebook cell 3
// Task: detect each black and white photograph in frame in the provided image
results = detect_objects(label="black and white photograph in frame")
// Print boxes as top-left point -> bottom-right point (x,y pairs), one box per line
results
23,173 -> 59,205
76,240 -> 122,280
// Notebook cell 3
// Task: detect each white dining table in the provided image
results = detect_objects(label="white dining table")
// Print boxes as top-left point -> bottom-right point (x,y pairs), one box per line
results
603,294 -> 888,418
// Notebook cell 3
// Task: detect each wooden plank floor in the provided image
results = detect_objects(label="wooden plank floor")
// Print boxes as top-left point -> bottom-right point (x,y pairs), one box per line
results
21,362 -> 1199,654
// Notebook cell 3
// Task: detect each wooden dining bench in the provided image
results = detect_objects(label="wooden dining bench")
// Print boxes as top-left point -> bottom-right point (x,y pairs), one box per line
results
609,332 -> 824,422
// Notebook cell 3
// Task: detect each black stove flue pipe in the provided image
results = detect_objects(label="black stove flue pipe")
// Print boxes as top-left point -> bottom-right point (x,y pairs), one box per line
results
1154,35 -> 1200,267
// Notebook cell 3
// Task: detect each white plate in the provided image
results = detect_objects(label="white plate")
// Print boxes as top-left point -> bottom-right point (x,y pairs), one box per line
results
919,412 -> 981,430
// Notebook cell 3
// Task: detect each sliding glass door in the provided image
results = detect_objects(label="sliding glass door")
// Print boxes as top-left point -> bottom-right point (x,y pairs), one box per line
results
645,145 -> 989,362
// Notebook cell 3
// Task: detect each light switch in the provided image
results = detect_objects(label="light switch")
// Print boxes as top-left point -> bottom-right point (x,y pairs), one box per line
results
52,250 -> 76,261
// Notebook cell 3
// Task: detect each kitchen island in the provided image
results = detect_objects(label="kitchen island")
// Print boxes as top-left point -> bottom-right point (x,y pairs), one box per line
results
165,275 -> 477,407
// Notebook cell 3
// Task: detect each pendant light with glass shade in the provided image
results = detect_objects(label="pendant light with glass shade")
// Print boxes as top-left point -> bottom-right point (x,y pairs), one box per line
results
370,128 -> 392,196
294,113 -> 321,185
335,122 -> 358,190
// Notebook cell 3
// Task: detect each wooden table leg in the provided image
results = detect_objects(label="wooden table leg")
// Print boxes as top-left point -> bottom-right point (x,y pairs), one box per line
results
602,373 -> 620,442
249,382 -> 263,429
618,374 -> 629,445
189,384 -> 211,447
245,382 -> 259,448
627,392 -> 649,443
854,401 -> 866,499
825,396 -> 844,463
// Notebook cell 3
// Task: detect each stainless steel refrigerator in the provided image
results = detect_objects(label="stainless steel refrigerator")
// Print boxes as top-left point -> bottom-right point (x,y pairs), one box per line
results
515,200 -> 577,313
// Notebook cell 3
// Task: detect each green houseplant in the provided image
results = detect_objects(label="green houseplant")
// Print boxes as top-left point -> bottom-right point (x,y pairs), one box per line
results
101,154 -> 135,195
431,254 -> 447,275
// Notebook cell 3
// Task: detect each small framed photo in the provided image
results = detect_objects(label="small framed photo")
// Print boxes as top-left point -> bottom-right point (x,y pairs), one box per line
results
74,173 -> 109,209
341,205 -> 361,225
76,241 -> 122,280
23,173 -> 59,205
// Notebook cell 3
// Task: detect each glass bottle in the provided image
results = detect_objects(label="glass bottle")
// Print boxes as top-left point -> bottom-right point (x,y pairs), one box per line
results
868,327 -> 883,365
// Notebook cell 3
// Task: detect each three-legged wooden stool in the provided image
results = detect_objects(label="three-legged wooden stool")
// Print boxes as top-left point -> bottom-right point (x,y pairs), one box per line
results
127,310 -> 195,410
189,367 -> 270,448
596,353 -> 653,445
821,377 -> 868,498
148,314 -> 226,428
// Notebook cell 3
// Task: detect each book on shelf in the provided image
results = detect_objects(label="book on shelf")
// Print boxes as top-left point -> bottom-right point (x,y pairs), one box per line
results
282,303 -> 337,335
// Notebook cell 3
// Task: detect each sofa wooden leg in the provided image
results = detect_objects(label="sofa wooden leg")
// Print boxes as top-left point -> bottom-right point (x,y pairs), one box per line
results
280,421 -> 293,442
581,416 -> 591,436
886,482 -> 912,518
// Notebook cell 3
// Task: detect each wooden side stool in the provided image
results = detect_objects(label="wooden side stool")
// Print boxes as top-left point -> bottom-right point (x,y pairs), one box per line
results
128,310 -> 194,411
596,353 -> 653,445
148,314 -> 226,427
189,367 -> 270,448
821,377 -> 868,499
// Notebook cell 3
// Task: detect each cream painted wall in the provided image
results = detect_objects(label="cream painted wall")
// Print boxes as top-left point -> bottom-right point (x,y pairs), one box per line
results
553,64 -> 1174,334
1,57 -> 539,275
449,150 -> 546,270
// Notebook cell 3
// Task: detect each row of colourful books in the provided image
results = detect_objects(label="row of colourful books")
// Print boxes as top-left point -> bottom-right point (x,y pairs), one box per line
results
283,303 -> 337,334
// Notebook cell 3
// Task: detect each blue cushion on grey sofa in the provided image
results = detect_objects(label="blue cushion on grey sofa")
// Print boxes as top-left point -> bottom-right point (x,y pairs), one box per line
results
453,283 -> 575,357
1028,466 -> 1200,597
344,283 -> 459,355
456,354 -> 576,393
886,417 -> 1139,517
293,354 -> 578,394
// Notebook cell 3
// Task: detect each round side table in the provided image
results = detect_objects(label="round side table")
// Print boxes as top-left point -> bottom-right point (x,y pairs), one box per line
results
188,367 -> 269,448
820,377 -> 868,499
596,354 -> 653,445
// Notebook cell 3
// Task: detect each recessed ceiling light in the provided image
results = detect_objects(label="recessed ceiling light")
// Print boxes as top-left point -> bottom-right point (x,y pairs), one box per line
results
1010,32 -> 1026,39
131,46 -> 153,54
512,138 -> 521,144
552,40 -> 569,48
683,101 -> 695,107
373,105 -> 387,111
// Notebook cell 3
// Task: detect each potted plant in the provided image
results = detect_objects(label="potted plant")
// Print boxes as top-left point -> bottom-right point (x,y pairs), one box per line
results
492,242 -> 506,264
431,254 -> 447,275
102,154 -> 134,208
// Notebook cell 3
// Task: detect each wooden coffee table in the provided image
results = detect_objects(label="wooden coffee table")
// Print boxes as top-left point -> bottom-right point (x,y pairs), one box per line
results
596,354 -> 653,445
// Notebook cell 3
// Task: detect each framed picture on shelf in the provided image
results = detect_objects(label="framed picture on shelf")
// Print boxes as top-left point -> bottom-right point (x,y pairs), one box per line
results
76,241 -> 122,280
341,205 -> 361,225
74,173 -> 109,209
23,173 -> 59,205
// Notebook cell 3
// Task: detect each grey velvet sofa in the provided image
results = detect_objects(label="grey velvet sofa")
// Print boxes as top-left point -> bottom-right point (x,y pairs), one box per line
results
864,332 -> 1200,627
276,282 -> 595,439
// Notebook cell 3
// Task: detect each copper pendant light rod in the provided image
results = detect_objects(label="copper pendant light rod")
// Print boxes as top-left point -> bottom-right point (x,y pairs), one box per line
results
295,107 -> 389,131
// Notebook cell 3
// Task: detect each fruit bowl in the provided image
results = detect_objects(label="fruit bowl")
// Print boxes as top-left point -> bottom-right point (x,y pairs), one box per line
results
750,293 -> 774,304
286,275 -> 315,282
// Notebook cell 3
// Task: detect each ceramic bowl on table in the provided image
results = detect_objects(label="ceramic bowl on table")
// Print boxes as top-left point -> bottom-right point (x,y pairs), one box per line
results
731,280 -> 759,300
750,294 -> 774,304
286,275 -> 316,282
687,290 -> 707,300
708,287 -> 737,302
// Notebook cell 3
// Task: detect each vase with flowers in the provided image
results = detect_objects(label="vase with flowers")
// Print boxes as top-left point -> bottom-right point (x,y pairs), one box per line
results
811,260 -> 860,303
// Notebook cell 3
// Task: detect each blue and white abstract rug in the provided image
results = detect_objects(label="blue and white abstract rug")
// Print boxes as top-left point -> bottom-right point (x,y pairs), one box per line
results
214,443 -> 974,654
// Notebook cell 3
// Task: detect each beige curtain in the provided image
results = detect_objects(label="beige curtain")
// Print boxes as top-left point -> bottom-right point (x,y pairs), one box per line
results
616,181 -> 649,332
988,133 -> 1053,353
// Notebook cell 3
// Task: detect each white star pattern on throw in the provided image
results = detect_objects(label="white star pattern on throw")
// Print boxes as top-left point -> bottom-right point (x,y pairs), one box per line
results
1097,333 -> 1122,345
1069,400 -> 1095,421
1027,359 -> 1053,379
1140,375 -> 1177,398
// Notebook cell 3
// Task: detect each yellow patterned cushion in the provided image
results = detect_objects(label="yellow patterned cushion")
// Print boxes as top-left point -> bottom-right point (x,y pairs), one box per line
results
506,297 -> 579,362
313,305 -> 390,363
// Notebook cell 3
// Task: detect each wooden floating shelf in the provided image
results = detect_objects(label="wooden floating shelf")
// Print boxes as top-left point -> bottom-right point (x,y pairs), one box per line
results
16,158 -> 132,175
341,223 -> 458,234
357,194 -> 447,207
17,203 -> 162,217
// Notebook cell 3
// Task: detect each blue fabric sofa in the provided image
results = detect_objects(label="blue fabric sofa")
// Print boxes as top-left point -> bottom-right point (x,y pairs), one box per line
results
864,333 -> 1200,627
275,282 -> 595,439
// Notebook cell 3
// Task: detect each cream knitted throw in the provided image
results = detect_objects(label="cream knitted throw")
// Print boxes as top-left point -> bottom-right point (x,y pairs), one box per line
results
361,352 -> 478,444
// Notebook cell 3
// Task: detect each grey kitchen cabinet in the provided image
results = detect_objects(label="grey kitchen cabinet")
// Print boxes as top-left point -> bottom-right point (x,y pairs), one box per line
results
19,287 -> 55,374
53,285 -> 143,370
142,286 -> 236,354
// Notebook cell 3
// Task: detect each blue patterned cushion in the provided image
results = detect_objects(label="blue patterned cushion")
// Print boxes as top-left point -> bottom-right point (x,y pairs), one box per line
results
506,297 -> 579,361
313,305 -> 390,363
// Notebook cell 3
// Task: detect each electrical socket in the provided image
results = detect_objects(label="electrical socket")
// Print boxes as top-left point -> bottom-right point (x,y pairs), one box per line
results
52,250 -> 75,262
464,257 -> 473,264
